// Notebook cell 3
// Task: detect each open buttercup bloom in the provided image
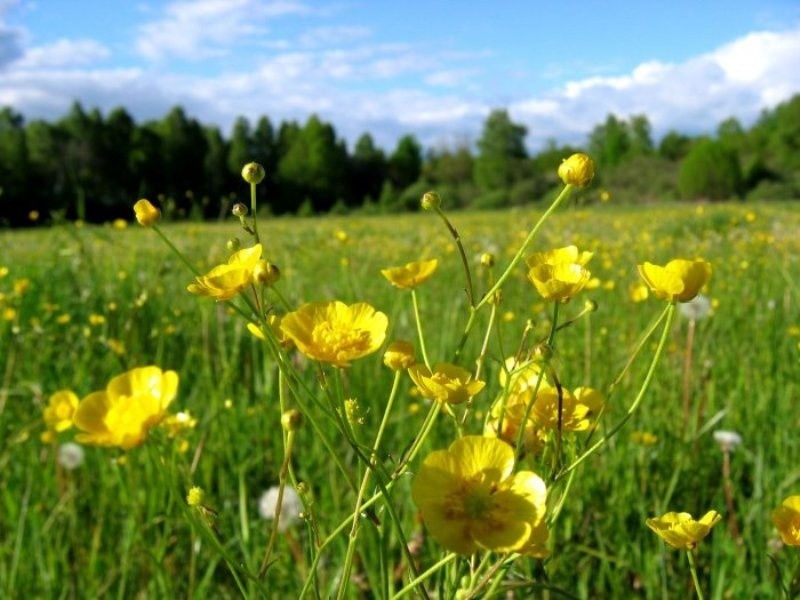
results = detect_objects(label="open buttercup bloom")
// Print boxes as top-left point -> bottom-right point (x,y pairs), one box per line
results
72,366 -> 179,450
637,259 -> 712,303
526,246 -> 593,302
646,510 -> 722,549
771,495 -> 800,546
187,244 -> 263,301
381,259 -> 439,289
408,363 -> 485,405
412,436 -> 549,555
279,301 -> 388,367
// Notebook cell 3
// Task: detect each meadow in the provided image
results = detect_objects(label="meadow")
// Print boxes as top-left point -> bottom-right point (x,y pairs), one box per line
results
1,191 -> 799,598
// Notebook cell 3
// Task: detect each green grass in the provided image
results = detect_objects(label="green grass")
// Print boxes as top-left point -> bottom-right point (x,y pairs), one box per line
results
1,201 -> 799,598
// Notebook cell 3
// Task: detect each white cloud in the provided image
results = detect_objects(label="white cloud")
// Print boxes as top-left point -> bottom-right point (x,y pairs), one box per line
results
298,25 -> 371,48
1,14 -> 798,153
14,38 -> 109,69
511,25 -> 800,145
135,0 -> 312,61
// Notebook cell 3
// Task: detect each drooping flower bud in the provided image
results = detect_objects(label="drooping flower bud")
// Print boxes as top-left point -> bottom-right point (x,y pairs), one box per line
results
232,203 -> 249,217
281,409 -> 302,431
252,260 -> 281,286
383,340 -> 416,371
133,199 -> 161,227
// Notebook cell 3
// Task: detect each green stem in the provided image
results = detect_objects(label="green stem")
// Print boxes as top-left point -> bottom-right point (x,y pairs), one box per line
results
412,289 -> 431,368
686,549 -> 705,600
392,552 -> 458,599
475,184 -> 574,313
434,206 -> 475,307
152,225 -> 201,276
250,181 -> 260,244
337,371 -> 403,599
258,429 -> 295,578
453,184 -> 574,361
558,302 -> 676,480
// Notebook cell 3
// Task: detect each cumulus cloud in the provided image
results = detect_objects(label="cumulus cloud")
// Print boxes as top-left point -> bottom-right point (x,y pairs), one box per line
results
14,38 -> 110,69
1,10 -> 798,153
135,0 -> 313,61
511,25 -> 800,145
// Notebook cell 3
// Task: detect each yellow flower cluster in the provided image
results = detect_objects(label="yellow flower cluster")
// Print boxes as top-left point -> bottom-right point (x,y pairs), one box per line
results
484,358 -> 604,453
527,246 -> 593,302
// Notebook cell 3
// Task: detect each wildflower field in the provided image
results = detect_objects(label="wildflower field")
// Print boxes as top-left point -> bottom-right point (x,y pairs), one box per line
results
1,170 -> 799,598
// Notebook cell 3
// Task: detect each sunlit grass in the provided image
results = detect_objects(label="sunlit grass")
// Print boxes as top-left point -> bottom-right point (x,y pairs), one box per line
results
1,200 -> 799,597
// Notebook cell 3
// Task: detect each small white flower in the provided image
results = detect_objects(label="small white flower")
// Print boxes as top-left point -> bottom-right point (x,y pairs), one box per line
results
713,430 -> 742,453
57,442 -> 85,470
679,294 -> 712,321
258,485 -> 302,532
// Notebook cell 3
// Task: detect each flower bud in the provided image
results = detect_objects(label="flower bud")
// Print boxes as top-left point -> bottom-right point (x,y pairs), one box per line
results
242,162 -> 266,185
227,237 -> 241,252
252,260 -> 281,286
557,153 -> 595,187
383,340 -> 416,371
232,203 -> 249,217
186,486 -> 205,507
480,252 -> 495,268
421,191 -> 441,211
133,199 -> 161,227
281,409 -> 302,431
584,299 -> 598,313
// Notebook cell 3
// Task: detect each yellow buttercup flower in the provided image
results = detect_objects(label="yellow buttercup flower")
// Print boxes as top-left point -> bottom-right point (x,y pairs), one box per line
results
646,510 -> 721,549
531,386 -> 604,432
485,388 -> 549,455
381,259 -> 439,289
408,363 -> 485,405
526,246 -> 593,302
72,366 -> 179,450
133,199 -> 161,227
771,495 -> 800,546
557,153 -> 595,187
42,390 -> 79,434
412,436 -> 549,555
280,301 -> 388,367
637,259 -> 712,303
188,244 -> 263,301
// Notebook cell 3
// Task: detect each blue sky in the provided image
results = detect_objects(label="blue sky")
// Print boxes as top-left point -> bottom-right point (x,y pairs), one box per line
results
2,0 -> 800,151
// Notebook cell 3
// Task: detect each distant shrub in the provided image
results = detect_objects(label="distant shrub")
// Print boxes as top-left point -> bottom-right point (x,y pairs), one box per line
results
678,139 -> 742,200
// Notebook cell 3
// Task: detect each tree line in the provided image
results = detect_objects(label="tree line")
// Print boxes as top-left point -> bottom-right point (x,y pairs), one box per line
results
1,93 -> 798,226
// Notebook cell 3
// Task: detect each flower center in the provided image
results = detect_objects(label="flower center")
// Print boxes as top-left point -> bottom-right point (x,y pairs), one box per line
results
462,483 -> 494,519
